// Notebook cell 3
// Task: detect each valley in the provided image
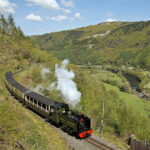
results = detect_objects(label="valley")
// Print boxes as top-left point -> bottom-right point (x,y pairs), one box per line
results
1,11 -> 150,150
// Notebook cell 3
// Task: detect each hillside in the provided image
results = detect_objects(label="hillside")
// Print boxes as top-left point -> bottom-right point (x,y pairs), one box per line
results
32,21 -> 150,69
0,14 -> 66,150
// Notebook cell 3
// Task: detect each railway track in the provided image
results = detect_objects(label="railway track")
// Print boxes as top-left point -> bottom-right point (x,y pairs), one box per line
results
10,70 -> 121,150
84,137 -> 115,150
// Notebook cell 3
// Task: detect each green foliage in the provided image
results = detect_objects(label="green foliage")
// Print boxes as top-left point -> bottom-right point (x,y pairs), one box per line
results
0,14 -> 8,33
0,97 -> 66,150
137,47 -> 150,68
120,82 -> 131,93
18,62 -> 150,142
31,68 -> 42,83
0,15 -> 66,149
33,20 -> 150,69
120,50 -> 135,65
7,14 -> 16,35
1,14 -> 150,145
110,21 -> 150,35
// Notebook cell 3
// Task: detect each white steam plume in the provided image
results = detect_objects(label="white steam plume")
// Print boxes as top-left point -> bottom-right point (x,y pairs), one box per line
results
52,59 -> 81,107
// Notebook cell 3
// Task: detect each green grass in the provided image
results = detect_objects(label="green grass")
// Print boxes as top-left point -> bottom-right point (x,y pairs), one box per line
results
103,82 -> 150,117
0,91 -> 66,150
144,82 -> 150,88
15,70 -> 32,85
92,70 -> 123,82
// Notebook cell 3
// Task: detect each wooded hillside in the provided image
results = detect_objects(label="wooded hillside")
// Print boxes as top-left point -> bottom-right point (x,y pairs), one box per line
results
32,21 -> 150,69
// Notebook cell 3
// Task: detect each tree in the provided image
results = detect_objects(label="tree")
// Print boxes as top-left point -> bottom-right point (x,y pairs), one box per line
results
7,14 -> 16,35
31,67 -> 42,83
121,81 -> 131,93
100,100 -> 105,138
17,26 -> 24,37
0,14 -> 8,33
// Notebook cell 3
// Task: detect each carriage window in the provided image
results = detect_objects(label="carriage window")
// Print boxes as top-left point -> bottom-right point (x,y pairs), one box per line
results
34,99 -> 37,104
42,103 -> 46,109
27,96 -> 29,100
38,102 -> 41,106
46,105 -> 49,110
30,98 -> 33,102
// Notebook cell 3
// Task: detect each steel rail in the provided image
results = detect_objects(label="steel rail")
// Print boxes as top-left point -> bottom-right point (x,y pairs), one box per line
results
84,137 -> 115,150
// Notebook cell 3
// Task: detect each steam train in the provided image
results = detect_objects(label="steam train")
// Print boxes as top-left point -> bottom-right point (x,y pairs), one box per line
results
5,71 -> 93,138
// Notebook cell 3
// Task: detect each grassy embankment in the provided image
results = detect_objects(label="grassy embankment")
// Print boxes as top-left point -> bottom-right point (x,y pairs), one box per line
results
0,15 -> 66,150
0,69 -> 66,150
0,94 -> 66,150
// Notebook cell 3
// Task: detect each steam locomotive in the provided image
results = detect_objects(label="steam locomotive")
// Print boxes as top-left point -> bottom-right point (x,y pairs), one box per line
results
5,71 -> 93,138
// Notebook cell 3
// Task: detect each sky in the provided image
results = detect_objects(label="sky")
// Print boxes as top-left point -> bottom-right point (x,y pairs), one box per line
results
0,0 -> 150,35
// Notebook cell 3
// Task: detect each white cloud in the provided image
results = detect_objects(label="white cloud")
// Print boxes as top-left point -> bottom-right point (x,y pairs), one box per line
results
25,0 -> 60,10
61,0 -> 74,7
106,18 -> 117,22
50,15 -> 68,21
74,12 -> 81,19
63,8 -> 71,13
0,0 -> 17,14
26,13 -> 43,22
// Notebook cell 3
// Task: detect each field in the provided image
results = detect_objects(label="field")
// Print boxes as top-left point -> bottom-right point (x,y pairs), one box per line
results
89,69 -> 150,117
91,69 -> 123,83
103,82 -> 150,117
144,82 -> 150,89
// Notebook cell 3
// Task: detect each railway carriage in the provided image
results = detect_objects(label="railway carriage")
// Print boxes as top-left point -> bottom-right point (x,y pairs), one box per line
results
5,71 -> 93,138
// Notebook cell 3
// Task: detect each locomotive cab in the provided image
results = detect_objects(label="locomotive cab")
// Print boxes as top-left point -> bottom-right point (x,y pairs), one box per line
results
50,103 -> 69,124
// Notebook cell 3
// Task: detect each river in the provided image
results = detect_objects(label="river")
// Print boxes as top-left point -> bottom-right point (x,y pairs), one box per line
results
122,73 -> 141,92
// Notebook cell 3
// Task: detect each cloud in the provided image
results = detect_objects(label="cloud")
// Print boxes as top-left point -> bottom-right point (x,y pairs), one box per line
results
106,18 -> 117,22
74,12 -> 81,19
26,13 -> 43,21
0,0 -> 17,14
61,0 -> 74,7
50,15 -> 68,21
63,8 -> 71,13
25,0 -> 60,10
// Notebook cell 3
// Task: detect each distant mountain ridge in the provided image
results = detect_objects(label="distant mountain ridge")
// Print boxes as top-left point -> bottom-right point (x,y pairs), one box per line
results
32,21 -> 150,69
